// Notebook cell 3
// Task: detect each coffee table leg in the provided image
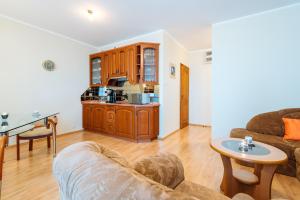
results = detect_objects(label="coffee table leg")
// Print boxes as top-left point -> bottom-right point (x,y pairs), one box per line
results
220,155 -> 239,197
254,164 -> 277,200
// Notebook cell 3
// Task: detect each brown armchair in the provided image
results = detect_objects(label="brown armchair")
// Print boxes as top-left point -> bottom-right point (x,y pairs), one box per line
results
230,108 -> 300,179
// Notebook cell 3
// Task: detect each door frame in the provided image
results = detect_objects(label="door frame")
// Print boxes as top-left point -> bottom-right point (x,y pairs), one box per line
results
180,63 -> 190,129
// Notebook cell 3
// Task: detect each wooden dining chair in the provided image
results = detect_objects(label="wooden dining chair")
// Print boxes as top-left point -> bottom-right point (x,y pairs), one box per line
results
0,135 -> 7,197
16,116 -> 57,160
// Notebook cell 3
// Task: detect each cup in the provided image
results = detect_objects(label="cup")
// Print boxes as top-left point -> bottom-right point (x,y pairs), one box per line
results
245,136 -> 253,145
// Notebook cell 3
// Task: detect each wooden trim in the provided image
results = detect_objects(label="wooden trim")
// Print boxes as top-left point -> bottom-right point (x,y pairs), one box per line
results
157,129 -> 180,140
189,123 -> 211,128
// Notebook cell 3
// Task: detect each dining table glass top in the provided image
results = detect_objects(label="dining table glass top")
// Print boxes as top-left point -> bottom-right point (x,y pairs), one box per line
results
0,112 -> 59,136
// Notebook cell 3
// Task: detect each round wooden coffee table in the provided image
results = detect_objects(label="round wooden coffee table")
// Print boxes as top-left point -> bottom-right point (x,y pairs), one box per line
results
210,138 -> 287,200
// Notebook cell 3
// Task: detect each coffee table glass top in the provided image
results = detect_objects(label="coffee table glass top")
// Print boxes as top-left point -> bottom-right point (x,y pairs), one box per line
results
222,140 -> 270,156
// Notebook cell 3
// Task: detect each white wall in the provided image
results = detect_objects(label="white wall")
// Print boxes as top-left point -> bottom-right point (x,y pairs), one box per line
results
0,16 -> 95,141
188,50 -> 211,126
161,32 -> 188,137
212,4 -> 300,138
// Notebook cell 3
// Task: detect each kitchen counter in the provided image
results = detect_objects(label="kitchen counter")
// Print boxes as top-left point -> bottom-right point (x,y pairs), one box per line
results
81,100 -> 160,107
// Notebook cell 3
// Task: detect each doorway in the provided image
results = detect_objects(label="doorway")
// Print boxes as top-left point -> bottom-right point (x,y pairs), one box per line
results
180,63 -> 190,129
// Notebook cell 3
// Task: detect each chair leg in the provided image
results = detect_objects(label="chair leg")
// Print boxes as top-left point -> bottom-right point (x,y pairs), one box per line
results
47,136 -> 51,148
29,140 -> 33,151
16,135 -> 20,160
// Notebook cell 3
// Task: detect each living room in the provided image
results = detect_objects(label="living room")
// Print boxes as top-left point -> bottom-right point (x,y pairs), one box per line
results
0,1 -> 300,200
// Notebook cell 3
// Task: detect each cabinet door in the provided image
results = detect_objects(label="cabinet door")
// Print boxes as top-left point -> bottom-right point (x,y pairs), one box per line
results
90,53 -> 102,87
118,48 -> 127,76
83,105 -> 93,130
141,44 -> 159,84
102,54 -> 109,85
92,106 -> 106,132
136,108 -> 153,139
153,106 -> 159,139
115,106 -> 135,139
109,50 -> 119,77
105,106 -> 115,134
125,46 -> 136,84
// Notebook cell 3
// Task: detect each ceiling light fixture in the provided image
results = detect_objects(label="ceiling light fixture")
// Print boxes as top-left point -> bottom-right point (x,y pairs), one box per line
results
87,9 -> 94,21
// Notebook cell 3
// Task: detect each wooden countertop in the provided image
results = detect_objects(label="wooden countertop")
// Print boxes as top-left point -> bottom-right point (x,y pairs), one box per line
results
81,100 -> 160,107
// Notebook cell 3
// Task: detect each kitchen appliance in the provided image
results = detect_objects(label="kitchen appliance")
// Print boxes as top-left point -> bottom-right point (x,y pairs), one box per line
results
128,93 -> 150,105
106,89 -> 116,103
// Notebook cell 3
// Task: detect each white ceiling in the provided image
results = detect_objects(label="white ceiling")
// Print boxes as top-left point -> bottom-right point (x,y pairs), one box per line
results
0,0 -> 299,50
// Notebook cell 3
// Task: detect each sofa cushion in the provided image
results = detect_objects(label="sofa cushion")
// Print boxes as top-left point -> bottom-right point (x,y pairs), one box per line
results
282,118 -> 300,140
175,181 -> 230,200
246,111 -> 284,137
134,153 -> 184,189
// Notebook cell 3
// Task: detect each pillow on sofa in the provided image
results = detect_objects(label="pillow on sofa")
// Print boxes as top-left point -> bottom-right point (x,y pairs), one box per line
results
282,118 -> 300,140
133,153 -> 184,189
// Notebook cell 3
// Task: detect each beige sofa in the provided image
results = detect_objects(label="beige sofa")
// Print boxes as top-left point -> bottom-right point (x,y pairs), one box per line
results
53,141 -> 250,200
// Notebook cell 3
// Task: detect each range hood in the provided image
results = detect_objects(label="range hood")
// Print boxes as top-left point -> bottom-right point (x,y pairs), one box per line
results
107,76 -> 127,87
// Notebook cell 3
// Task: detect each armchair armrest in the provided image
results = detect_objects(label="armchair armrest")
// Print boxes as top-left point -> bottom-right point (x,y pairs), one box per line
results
133,153 -> 184,189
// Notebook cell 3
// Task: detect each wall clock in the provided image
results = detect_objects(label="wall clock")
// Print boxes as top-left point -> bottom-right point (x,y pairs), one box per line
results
42,60 -> 56,71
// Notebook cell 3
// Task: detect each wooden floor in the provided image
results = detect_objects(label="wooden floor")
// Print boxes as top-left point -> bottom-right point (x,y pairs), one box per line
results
2,126 -> 300,200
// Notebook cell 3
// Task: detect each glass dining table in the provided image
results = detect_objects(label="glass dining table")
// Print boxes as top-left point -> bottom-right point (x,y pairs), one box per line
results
0,112 -> 59,157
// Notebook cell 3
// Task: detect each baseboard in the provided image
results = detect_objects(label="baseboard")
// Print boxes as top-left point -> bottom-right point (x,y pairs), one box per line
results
158,129 -> 180,140
189,123 -> 211,128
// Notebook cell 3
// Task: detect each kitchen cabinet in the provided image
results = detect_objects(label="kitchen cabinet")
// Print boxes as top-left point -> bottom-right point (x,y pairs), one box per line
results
115,106 -> 135,139
89,53 -> 103,87
82,102 -> 159,142
125,45 -> 136,84
118,48 -> 127,76
137,43 -> 159,84
89,42 -> 159,86
82,104 -> 93,129
109,50 -> 118,77
92,106 -> 106,132
104,106 -> 115,134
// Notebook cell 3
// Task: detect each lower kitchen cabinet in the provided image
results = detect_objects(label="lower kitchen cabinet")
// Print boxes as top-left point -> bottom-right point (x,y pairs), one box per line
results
82,102 -> 159,142
115,107 -> 135,139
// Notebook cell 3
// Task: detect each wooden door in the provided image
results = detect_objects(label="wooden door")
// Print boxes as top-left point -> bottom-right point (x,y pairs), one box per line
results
83,105 -> 92,130
105,106 -> 115,134
180,63 -> 189,129
92,106 -> 106,132
136,108 -> 153,139
115,106 -> 135,139
125,45 -> 136,84
118,48 -> 126,76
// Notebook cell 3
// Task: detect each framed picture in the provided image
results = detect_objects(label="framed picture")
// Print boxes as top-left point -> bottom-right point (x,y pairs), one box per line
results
170,65 -> 176,78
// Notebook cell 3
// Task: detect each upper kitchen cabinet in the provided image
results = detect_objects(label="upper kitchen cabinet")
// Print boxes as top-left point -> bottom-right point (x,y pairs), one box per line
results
89,42 -> 159,86
90,53 -> 103,87
125,45 -> 136,84
137,43 -> 159,84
